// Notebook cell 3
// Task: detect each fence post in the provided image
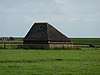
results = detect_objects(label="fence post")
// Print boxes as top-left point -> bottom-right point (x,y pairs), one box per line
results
4,43 -> 6,49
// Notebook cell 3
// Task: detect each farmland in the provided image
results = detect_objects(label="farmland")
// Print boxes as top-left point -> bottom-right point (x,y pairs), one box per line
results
0,49 -> 100,75
0,38 -> 100,75
0,38 -> 100,49
71,38 -> 100,45
71,38 -> 100,49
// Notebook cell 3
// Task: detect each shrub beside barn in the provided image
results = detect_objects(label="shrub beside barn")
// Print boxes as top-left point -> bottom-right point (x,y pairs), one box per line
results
0,37 -> 15,41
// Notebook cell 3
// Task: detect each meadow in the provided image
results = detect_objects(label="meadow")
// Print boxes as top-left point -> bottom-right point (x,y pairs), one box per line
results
71,38 -> 100,45
0,49 -> 100,75
0,38 -> 100,75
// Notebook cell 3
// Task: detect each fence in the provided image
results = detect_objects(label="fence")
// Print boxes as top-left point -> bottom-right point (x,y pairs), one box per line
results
0,42 -> 100,49
0,41 -> 23,49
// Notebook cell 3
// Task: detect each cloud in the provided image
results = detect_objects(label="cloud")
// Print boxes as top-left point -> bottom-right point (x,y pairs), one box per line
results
0,0 -> 100,37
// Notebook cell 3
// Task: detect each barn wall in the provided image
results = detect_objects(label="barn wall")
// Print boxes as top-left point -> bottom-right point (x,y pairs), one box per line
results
24,44 -> 49,49
49,44 -> 74,49
24,43 -> 74,49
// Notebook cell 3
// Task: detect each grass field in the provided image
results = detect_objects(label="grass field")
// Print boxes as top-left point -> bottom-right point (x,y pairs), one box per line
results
0,49 -> 100,75
71,38 -> 100,45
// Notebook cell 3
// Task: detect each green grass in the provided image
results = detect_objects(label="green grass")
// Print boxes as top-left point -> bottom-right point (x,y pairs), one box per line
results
0,49 -> 100,75
71,38 -> 100,45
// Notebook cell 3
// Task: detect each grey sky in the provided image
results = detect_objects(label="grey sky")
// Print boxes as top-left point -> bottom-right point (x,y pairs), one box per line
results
0,0 -> 100,38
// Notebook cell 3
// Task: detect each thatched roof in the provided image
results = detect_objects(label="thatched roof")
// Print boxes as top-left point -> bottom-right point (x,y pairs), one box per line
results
24,22 -> 71,42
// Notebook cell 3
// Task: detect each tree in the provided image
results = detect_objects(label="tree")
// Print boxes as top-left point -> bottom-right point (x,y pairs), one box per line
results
9,37 -> 15,40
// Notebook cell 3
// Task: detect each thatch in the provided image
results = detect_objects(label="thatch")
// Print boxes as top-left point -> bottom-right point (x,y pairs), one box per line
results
24,23 -> 71,43
23,22 -> 73,49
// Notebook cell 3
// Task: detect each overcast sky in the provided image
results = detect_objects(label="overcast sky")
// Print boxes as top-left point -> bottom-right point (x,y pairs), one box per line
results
0,0 -> 100,38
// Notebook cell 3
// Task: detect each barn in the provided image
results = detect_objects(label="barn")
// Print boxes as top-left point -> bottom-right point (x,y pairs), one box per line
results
23,22 -> 73,49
